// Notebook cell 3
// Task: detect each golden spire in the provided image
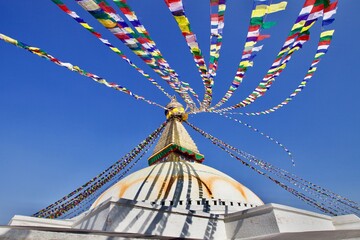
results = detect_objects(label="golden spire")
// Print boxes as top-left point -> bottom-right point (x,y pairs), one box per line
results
148,98 -> 204,165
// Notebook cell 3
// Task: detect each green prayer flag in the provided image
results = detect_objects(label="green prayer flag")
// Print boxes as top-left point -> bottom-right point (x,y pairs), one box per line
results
262,21 -> 277,29
250,17 -> 263,26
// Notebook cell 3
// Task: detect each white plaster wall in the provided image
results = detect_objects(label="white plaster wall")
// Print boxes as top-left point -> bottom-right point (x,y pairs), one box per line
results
77,200 -> 226,240
107,205 -> 224,239
225,207 -> 280,239
274,206 -> 334,232
75,203 -> 112,231
224,203 -> 345,239
0,226 -> 148,240
333,215 -> 360,230
8,215 -> 72,229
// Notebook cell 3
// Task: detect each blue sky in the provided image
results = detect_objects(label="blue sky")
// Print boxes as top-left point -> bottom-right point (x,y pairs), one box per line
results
0,0 -> 359,224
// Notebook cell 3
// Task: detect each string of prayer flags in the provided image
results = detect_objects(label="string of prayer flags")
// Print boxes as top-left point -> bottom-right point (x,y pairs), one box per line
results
215,112 -> 295,166
217,1 -> 337,115
211,0 -> 287,110
182,81 -> 201,105
112,0 -> 201,104
101,0 -> 198,110
186,121 -> 333,215
186,121 -> 359,216
75,0 -> 164,75
221,139 -> 357,215
113,0 -> 176,79
113,0 -> 163,60
231,29 -> 335,116
62,138 -> 156,219
190,121 -> 358,215
322,0 -> 338,26
164,0 -> 213,109
51,0 -> 172,100
54,137 -> 157,219
216,0 -> 333,112
33,121 -> 167,218
76,0 -> 197,110
208,0 -> 227,83
0,33 -> 165,109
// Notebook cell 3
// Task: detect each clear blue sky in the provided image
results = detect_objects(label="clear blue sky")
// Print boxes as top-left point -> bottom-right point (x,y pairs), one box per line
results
0,1 -> 359,224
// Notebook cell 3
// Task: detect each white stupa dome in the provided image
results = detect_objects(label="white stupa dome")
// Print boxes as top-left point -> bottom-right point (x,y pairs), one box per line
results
91,161 -> 263,211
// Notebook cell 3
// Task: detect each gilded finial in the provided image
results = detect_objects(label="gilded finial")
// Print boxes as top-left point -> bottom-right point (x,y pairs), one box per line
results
165,96 -> 188,121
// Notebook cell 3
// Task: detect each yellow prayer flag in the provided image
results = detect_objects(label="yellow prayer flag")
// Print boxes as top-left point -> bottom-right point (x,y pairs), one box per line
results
309,67 -> 317,73
0,34 -> 17,44
210,45 -> 217,51
135,26 -> 146,34
241,61 -> 253,67
123,27 -> 135,34
245,41 -> 256,47
291,20 -> 306,31
268,67 -> 279,73
252,9 -> 267,18
80,23 -> 92,30
98,19 -> 117,28
288,46 -> 300,54
279,47 -> 290,55
301,21 -> 316,32
320,30 -> 335,38
255,5 -> 268,11
133,50 -> 143,55
191,47 -> 200,53
255,2 -> 287,14
110,47 -> 121,54
279,63 -> 287,70
219,5 -> 226,11
179,24 -> 190,33
174,15 -> 189,26
28,47 -> 40,51
199,66 -> 207,71
315,52 -> 325,58
268,2 -> 287,14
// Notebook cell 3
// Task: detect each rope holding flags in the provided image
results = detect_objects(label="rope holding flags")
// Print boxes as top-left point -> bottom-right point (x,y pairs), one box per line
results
214,112 -> 295,166
0,33 -> 166,109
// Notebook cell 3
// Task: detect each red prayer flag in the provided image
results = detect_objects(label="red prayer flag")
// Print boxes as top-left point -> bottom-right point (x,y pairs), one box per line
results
257,35 -> 271,41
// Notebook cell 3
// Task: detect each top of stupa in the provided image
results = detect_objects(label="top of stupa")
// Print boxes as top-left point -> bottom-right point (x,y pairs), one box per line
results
148,97 -> 204,165
164,96 -> 188,121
